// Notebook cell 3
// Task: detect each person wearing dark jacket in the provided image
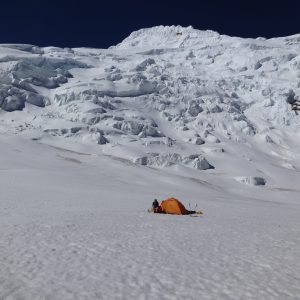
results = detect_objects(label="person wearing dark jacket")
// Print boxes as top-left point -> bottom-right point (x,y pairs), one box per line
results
152,199 -> 159,209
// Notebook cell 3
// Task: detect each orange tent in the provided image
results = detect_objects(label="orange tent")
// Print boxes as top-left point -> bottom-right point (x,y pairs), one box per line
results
160,198 -> 189,215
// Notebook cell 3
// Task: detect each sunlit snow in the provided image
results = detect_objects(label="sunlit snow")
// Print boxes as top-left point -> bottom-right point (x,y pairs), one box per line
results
1,26 -> 300,299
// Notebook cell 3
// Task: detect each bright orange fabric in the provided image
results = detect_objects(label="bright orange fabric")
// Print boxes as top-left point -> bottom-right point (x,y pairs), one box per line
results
160,198 -> 189,215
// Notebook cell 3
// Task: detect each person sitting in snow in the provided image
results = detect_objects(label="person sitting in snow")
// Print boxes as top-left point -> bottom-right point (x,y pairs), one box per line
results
152,199 -> 165,213
152,199 -> 159,210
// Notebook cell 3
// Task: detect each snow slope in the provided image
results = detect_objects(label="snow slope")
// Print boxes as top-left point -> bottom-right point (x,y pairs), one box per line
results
1,26 -> 300,299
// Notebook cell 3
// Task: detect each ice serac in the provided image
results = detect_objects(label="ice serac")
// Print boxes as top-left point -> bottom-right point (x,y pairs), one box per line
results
1,26 -> 300,176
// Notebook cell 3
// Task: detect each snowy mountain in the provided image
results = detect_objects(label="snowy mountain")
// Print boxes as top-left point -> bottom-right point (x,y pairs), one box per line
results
1,26 -> 300,178
1,26 -> 300,299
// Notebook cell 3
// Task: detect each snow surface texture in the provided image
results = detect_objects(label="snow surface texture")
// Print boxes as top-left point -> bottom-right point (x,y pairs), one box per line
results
1,26 -> 300,299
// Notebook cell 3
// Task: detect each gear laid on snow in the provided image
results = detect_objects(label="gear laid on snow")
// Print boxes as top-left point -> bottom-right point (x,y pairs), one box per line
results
149,198 -> 203,215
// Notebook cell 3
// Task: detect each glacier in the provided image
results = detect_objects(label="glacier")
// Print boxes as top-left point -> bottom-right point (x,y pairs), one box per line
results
1,26 -> 300,299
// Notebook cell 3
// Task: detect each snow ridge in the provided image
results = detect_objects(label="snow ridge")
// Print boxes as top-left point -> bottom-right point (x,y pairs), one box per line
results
1,26 -> 300,180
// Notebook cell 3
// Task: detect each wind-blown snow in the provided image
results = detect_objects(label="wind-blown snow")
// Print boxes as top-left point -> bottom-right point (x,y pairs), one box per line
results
1,26 -> 300,299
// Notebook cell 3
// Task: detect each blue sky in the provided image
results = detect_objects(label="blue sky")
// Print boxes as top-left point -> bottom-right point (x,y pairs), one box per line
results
1,0 -> 300,47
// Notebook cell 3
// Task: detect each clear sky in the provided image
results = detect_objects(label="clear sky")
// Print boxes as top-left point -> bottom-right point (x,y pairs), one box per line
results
1,0 -> 300,48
